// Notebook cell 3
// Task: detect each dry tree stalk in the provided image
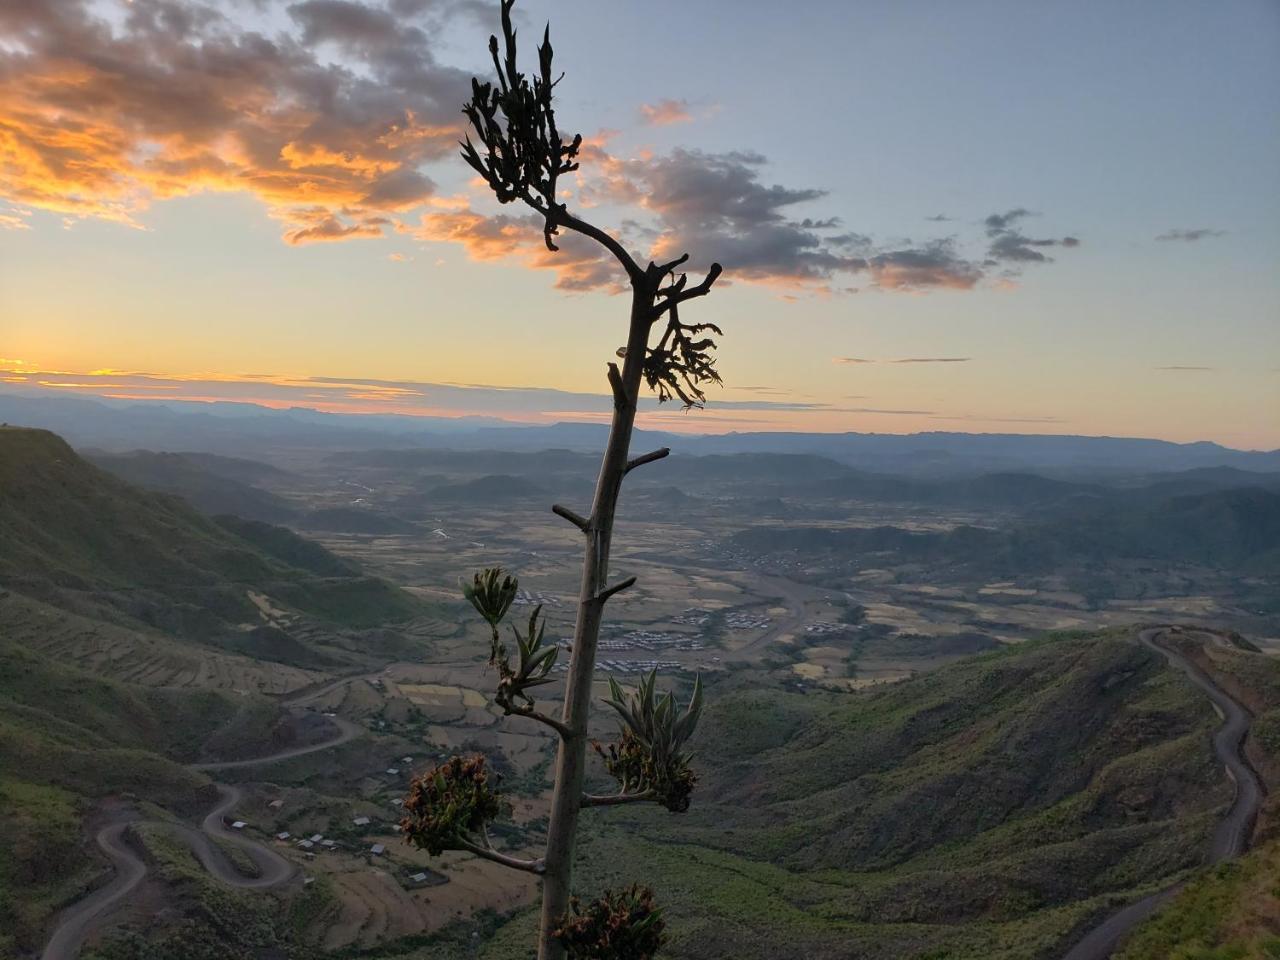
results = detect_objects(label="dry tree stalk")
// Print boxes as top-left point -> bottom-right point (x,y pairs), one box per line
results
403,3 -> 723,958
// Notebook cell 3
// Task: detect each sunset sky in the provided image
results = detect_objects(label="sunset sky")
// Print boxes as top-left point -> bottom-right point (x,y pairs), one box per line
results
1,0 -> 1277,447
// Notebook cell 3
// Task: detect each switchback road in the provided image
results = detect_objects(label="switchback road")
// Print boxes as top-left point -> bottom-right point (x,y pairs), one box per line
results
1061,626 -> 1264,960
41,714 -> 362,960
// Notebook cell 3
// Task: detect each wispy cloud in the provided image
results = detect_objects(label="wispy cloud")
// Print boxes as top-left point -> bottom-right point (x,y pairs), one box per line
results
0,209 -> 32,230
833,407 -> 936,415
866,240 -> 982,291
1155,365 -> 1213,371
928,414 -> 1063,423
983,209 -> 1080,264
832,356 -> 971,364
1155,228 -> 1227,243
0,364 -> 830,418
638,99 -> 694,126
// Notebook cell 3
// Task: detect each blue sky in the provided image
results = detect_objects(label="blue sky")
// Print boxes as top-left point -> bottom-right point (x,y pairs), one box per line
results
1,0 -> 1276,446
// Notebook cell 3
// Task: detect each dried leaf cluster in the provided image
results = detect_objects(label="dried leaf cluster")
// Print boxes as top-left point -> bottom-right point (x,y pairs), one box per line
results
553,884 -> 666,960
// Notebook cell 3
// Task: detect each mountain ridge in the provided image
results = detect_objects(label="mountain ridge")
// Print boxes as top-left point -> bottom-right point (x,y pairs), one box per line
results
3,391 -> 1277,474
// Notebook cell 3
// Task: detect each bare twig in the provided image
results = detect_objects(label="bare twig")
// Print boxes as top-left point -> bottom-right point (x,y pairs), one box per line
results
580,789 -> 657,808
606,361 -> 626,406
507,703 -> 573,740
551,504 -> 589,532
594,576 -> 636,604
650,263 -> 724,320
624,447 -> 670,475
651,253 -> 689,277
457,837 -> 546,874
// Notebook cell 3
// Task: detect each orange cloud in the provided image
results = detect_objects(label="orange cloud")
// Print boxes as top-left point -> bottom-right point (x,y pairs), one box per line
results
282,211 -> 391,246
405,208 -> 625,292
638,99 -> 693,126
0,1 -> 464,239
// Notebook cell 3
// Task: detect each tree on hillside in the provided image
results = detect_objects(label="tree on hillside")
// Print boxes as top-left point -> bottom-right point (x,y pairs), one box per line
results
400,3 -> 722,958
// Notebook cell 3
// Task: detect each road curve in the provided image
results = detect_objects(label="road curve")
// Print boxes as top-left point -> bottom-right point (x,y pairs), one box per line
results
39,825 -> 148,960
188,715 -> 363,771
1061,627 -> 1264,960
41,714 -> 362,960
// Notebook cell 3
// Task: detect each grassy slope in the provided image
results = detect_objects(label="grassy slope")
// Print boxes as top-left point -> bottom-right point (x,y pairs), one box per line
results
732,485 -> 1280,575
302,632 -> 1231,960
80,823 -> 334,960
0,427 -> 423,634
0,429 -> 429,955
464,633 -> 1228,960
1116,839 -> 1280,960
1116,633 -> 1280,959
88,450 -> 300,525
0,634 -> 254,955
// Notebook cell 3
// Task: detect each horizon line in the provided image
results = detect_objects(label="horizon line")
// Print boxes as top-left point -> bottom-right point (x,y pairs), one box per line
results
2,386 -> 1276,455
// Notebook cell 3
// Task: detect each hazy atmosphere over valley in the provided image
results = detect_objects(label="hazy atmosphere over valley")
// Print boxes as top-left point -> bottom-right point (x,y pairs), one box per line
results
1,2 -> 1278,959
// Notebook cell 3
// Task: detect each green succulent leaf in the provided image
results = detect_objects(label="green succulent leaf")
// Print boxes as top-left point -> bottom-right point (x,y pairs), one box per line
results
596,670 -> 704,812
463,567 -> 519,627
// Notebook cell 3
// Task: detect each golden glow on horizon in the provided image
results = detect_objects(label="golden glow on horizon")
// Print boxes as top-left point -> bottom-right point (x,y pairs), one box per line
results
2,358 -> 1274,448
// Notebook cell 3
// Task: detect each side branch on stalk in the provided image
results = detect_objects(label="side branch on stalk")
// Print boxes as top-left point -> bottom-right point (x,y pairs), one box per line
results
457,836 -> 547,874
508,702 -> 573,739
551,503 -> 589,532
650,262 -> 724,320
580,789 -> 657,808
594,576 -> 636,605
606,362 -> 626,406
400,754 -> 545,871
624,448 -> 670,475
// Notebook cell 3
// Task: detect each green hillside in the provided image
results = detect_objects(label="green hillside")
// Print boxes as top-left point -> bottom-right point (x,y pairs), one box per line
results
89,450 -> 300,524
1115,837 -> 1280,960
0,631 -> 288,955
465,632 -> 1231,960
1115,630 -> 1280,959
734,486 -> 1280,575
0,427 -> 423,638
0,428 -> 437,954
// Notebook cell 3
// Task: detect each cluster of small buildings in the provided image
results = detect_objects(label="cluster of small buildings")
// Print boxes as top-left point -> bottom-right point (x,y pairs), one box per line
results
384,755 -> 415,778
711,544 -> 804,573
292,833 -> 340,852
599,629 -> 704,652
552,657 -> 684,675
724,611 -> 771,630
274,823 -> 388,858
513,589 -> 562,606
803,621 -> 846,636
671,608 -> 711,626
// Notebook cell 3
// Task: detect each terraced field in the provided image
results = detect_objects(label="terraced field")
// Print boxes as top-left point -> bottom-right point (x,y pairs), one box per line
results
1,594 -> 325,694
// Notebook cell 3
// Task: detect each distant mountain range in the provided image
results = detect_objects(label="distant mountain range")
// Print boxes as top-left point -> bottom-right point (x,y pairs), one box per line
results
734,484 -> 1280,576
3,389 -> 1278,476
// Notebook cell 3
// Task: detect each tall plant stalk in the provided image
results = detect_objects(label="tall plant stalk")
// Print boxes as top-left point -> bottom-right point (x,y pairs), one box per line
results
402,3 -> 722,958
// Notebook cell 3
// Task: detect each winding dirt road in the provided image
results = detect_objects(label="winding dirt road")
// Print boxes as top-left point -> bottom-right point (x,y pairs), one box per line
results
1061,626 -> 1264,960
188,715 -> 363,772
41,714 -> 363,960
